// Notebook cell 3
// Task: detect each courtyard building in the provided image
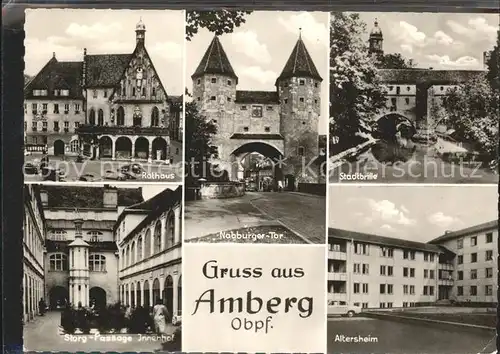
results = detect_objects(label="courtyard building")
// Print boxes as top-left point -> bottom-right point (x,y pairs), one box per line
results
40,185 -> 143,308
23,184 -> 47,323
24,19 -> 182,164
327,220 -> 498,308
116,186 -> 182,317
191,33 -> 323,186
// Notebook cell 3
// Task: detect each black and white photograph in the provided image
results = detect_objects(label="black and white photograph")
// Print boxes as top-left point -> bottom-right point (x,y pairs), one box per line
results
183,11 -> 329,244
23,9 -> 184,183
327,185 -> 497,354
329,12 -> 499,183
23,183 -> 182,352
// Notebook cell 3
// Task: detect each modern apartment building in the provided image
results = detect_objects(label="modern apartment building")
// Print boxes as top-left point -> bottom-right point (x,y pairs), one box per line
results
429,220 -> 498,305
327,220 -> 498,308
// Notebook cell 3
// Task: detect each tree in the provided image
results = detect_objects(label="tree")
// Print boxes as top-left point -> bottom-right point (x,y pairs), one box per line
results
486,29 -> 499,93
329,12 -> 387,155
184,100 -> 219,181
441,76 -> 498,162
186,10 -> 252,41
379,53 -> 416,69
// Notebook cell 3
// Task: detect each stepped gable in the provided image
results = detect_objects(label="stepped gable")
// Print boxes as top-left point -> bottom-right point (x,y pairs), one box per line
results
191,35 -> 238,82
277,36 -> 322,83
235,90 -> 279,104
85,53 -> 132,87
24,55 -> 83,99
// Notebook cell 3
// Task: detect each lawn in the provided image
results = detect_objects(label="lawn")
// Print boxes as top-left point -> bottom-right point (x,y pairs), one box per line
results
395,312 -> 496,328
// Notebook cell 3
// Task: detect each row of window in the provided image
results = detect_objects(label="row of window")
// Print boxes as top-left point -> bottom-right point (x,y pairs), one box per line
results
457,268 -> 494,280
27,121 -> 78,132
457,232 -> 494,249
196,77 -> 319,88
458,285 -> 494,296
27,103 -> 81,115
48,230 -> 103,242
24,214 -> 44,264
331,243 -> 437,262
457,250 -> 494,264
197,97 -> 319,110
121,213 -> 177,269
48,253 -> 106,272
120,86 -> 157,98
376,284 -> 434,296
32,89 -> 70,97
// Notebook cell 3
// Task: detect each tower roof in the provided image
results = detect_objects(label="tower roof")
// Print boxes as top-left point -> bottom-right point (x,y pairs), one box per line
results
370,19 -> 383,37
192,35 -> 238,81
277,36 -> 322,83
136,17 -> 146,31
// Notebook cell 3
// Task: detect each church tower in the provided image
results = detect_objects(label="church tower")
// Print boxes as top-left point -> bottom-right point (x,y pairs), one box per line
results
68,213 -> 90,307
191,35 -> 238,157
368,19 -> 384,59
276,31 -> 322,179
135,18 -> 146,46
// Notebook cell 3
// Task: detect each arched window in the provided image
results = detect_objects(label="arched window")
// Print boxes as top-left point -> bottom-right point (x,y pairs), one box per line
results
144,229 -> 152,258
131,241 -> 136,265
89,254 -> 106,272
154,221 -> 161,253
151,107 -> 159,127
167,211 -> 175,246
89,109 -> 96,125
117,106 -> 125,126
126,245 -> 130,267
49,253 -> 68,271
121,249 -> 125,269
98,109 -> 104,126
137,235 -> 143,261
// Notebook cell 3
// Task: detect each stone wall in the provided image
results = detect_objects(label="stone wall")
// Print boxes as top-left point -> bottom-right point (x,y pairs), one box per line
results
189,181 -> 246,200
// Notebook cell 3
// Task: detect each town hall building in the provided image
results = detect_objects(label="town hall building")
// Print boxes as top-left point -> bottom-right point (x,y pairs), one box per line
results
191,33 -> 324,186
24,19 -> 183,163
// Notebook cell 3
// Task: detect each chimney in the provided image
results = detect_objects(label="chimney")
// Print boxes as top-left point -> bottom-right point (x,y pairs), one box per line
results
40,189 -> 48,207
103,185 -> 118,208
52,52 -> 56,59
444,230 -> 451,234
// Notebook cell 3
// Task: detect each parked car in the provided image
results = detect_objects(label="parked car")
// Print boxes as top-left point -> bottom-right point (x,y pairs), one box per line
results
79,173 -> 100,182
24,162 -> 38,175
327,300 -> 362,317
103,170 -> 127,181
245,180 -> 258,191
120,163 -> 144,179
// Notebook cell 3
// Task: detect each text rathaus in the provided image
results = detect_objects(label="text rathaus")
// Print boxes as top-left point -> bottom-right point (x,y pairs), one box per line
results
24,19 -> 183,163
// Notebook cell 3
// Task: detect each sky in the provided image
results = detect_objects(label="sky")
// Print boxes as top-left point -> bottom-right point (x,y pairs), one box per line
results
356,12 -> 499,70
186,11 -> 330,135
24,9 -> 184,95
329,185 -> 497,243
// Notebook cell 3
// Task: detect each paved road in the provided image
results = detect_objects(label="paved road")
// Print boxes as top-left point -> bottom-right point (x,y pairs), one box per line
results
328,316 -> 496,354
329,149 -> 498,184
24,311 -> 169,352
184,191 -> 326,244
24,155 -> 182,182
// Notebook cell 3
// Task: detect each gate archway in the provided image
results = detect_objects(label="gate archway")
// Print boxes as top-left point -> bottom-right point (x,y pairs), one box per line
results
99,136 -> 112,158
115,137 -> 132,159
89,287 -> 106,309
229,142 -> 283,184
49,286 -> 68,309
135,137 -> 149,159
163,276 -> 174,316
152,137 -> 168,160
54,140 -> 65,156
